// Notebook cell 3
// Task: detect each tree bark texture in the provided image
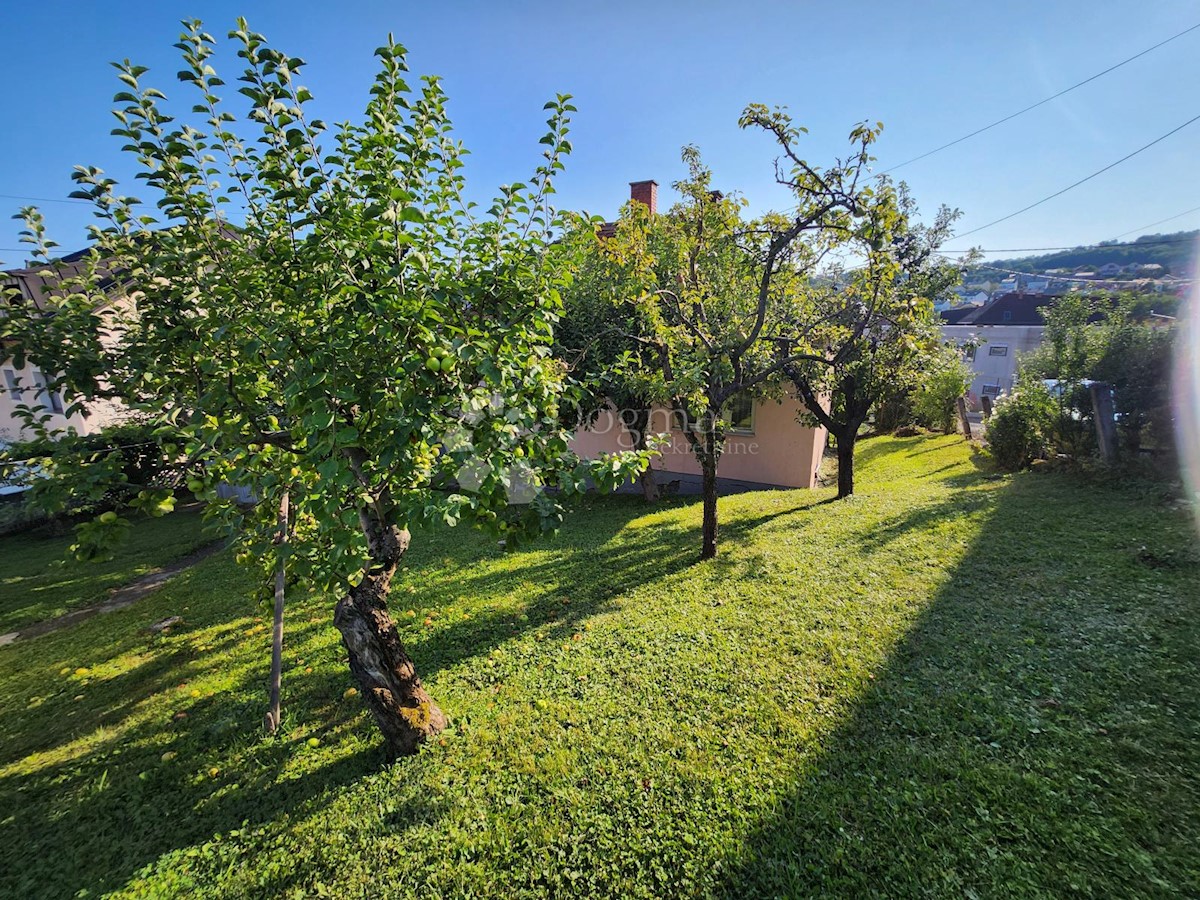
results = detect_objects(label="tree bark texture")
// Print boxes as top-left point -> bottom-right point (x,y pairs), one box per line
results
700,452 -> 719,560
836,432 -> 856,499
333,526 -> 447,756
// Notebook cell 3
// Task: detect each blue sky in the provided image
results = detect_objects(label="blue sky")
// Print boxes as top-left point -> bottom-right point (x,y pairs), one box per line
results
2,0 -> 1198,264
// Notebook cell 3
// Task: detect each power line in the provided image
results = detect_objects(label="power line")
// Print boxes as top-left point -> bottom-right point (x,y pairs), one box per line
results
4,22 -> 1199,214
0,192 -> 88,205
1111,204 -> 1200,240
935,236 -> 1196,255
944,112 -> 1200,244
883,20 -> 1200,173
973,263 -> 1092,282
962,261 -> 1183,285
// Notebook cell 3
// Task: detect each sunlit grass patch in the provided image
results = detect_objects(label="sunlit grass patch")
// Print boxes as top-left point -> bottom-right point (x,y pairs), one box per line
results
0,434 -> 1196,898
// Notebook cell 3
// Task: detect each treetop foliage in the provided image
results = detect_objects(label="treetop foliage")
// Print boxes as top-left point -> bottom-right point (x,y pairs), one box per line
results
1,18 -> 651,598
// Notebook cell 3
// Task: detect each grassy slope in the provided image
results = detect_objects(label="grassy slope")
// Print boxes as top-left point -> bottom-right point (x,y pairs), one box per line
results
0,435 -> 1196,899
0,508 -> 215,634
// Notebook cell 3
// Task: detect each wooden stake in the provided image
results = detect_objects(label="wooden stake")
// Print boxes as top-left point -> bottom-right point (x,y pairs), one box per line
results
956,396 -> 973,440
265,491 -> 289,734
1089,382 -> 1118,464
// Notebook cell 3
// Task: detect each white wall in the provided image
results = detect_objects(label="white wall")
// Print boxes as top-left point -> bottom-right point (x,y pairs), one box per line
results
942,324 -> 1045,402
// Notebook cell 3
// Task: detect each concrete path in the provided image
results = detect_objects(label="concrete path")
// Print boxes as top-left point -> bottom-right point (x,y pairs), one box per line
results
0,541 -> 225,647
612,471 -> 795,497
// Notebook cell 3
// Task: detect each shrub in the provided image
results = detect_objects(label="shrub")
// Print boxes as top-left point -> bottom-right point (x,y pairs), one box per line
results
0,499 -> 48,536
1021,292 -> 1177,462
874,391 -> 914,433
1093,322 -> 1175,455
986,381 -> 1056,471
913,348 -> 973,432
0,420 -> 194,518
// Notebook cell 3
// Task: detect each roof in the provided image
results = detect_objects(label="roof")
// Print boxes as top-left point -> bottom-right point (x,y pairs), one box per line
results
940,293 -> 1058,326
940,306 -> 978,324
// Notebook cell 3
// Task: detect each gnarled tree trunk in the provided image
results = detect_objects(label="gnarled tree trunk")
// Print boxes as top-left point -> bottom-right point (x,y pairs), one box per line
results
334,523 -> 447,757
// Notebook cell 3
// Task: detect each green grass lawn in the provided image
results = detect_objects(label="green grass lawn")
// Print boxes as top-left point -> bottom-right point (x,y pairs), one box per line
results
0,434 -> 1196,898
0,507 -> 216,634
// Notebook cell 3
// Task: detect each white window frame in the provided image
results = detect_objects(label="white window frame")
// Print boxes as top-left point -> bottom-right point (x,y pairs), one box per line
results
988,345 -> 1009,357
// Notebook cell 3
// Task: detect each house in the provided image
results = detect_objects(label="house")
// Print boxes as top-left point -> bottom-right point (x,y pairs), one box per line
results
941,287 -> 987,310
940,293 -> 1056,404
0,251 -> 128,442
572,397 -> 828,491
568,181 -> 829,490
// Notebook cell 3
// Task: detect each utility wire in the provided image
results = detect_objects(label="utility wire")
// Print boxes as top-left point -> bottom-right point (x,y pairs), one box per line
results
1111,204 -> 1200,239
0,192 -> 88,205
962,261 -> 1169,285
6,23 -> 1200,211
883,20 -> 1200,173
935,236 -> 1196,255
944,112 -> 1200,244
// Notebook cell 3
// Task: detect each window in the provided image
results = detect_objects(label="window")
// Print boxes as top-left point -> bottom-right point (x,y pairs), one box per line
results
988,345 -> 1009,357
725,395 -> 754,434
962,345 -> 976,362
674,395 -> 755,435
3,369 -> 20,397
981,384 -> 1002,397
33,369 -> 64,415
1002,310 -> 1013,322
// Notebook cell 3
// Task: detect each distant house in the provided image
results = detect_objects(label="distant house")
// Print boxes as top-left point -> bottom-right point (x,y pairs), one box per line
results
569,180 -> 829,490
939,288 -> 987,311
1098,263 -> 1123,277
1,251 -> 128,442
940,293 -> 1057,404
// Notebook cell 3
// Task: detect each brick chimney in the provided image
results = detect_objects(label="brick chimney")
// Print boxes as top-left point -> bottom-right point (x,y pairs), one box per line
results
629,180 -> 657,215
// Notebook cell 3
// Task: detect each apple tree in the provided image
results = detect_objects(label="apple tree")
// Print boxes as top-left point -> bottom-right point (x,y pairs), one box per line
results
0,20 -> 650,756
571,110 -> 880,559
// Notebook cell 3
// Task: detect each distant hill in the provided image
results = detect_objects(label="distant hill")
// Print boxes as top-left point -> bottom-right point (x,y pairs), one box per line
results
963,230 -> 1197,282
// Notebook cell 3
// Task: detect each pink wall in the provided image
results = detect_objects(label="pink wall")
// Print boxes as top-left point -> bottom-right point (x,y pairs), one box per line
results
570,395 -> 827,489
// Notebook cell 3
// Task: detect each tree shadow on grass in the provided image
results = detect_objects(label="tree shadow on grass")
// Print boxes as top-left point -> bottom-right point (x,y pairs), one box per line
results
717,471 -> 1200,897
0,605 -> 412,898
1,715 -> 386,899
0,493 -> 719,897
395,487 -> 853,683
